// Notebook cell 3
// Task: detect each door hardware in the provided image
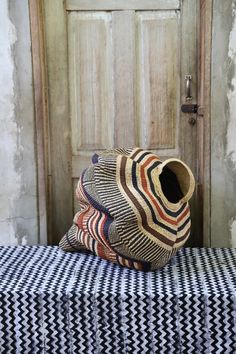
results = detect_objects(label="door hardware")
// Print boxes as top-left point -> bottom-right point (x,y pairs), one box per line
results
181,103 -> 198,114
185,75 -> 192,101
188,116 -> 196,125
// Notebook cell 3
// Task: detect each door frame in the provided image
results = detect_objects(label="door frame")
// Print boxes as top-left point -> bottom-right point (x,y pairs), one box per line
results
29,0 -> 49,244
29,0 -> 213,246
197,0 -> 213,246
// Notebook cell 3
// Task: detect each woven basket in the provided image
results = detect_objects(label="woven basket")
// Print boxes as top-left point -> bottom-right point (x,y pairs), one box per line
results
59,148 -> 195,271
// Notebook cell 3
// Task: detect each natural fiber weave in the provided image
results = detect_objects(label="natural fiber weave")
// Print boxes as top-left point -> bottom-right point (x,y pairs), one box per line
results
59,148 -> 195,270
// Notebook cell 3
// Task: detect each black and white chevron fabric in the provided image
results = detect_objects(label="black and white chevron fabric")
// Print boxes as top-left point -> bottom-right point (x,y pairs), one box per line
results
0,246 -> 236,353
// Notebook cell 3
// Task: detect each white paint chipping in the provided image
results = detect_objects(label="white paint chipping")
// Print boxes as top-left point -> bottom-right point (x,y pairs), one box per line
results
0,0 -> 22,245
226,4 -> 236,245
226,5 -> 236,168
21,235 -> 28,246
230,219 -> 236,247
0,0 -> 39,245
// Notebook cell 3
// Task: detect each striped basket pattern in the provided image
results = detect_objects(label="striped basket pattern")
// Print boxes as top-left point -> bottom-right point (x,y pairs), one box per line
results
59,148 -> 195,270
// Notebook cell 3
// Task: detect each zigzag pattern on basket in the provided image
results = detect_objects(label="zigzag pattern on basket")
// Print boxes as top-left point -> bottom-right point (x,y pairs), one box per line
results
60,147 -> 195,270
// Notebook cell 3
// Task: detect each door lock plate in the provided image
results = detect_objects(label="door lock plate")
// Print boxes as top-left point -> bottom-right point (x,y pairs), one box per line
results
181,104 -> 198,114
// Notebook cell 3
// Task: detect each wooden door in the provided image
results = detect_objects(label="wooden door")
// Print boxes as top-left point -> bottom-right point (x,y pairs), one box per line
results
43,0 -> 200,245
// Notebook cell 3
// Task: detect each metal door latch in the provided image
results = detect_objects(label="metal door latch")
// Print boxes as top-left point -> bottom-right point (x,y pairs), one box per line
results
181,104 -> 198,114
181,104 -> 198,126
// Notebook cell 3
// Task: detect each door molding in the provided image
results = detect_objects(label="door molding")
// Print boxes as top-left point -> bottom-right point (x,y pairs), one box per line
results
65,0 -> 180,10
29,0 -> 48,244
197,0 -> 213,246
29,0 -> 213,246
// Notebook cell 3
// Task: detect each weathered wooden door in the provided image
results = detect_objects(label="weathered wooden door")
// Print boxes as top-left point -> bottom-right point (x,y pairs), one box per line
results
43,0 -> 200,245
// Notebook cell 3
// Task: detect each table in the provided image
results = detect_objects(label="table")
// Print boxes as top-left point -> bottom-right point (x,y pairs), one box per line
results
0,246 -> 235,353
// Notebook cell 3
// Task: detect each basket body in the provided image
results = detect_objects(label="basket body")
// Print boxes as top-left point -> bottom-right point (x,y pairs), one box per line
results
59,148 -> 195,270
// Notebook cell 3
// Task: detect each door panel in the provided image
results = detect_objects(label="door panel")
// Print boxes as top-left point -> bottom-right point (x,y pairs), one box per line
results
69,10 -> 181,176
113,11 -> 136,147
44,0 -> 199,245
136,11 -> 180,150
69,12 -> 114,153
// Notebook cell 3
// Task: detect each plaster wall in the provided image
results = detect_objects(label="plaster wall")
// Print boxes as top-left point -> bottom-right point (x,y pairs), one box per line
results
211,0 -> 236,246
0,0 -> 38,245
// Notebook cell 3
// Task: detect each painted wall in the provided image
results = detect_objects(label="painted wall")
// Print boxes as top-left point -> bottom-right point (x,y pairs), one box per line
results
211,0 -> 236,246
0,0 -> 39,245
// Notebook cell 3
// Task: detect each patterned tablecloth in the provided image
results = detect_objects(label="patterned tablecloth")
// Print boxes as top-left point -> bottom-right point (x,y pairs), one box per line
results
0,246 -> 236,354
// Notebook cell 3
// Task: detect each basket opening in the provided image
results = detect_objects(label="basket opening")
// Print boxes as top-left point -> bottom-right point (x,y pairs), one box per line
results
159,161 -> 191,204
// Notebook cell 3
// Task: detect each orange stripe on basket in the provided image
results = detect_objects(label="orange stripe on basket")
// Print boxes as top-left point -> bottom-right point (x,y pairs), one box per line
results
140,161 -> 177,226
177,205 -> 190,223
